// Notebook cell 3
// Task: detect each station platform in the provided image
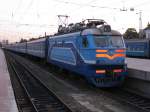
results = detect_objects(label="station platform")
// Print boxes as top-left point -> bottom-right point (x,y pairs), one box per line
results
0,49 -> 18,112
126,58 -> 150,80
127,58 -> 150,72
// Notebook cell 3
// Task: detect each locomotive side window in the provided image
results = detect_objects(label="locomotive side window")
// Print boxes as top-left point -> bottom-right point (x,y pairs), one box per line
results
82,37 -> 88,48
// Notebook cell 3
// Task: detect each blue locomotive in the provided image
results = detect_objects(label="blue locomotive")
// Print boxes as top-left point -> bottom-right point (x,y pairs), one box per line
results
125,39 -> 150,58
5,19 -> 127,87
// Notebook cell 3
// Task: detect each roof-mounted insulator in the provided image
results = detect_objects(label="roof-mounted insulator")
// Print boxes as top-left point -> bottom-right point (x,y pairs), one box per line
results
104,25 -> 111,32
56,19 -> 109,35
83,19 -> 106,28
99,25 -> 111,32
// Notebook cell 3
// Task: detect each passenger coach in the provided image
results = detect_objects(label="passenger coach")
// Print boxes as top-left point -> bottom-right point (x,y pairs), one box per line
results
27,38 -> 46,58
125,39 -> 150,58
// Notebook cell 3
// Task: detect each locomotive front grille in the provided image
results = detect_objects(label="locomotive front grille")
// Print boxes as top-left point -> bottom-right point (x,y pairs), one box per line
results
94,64 -> 125,69
95,76 -> 122,84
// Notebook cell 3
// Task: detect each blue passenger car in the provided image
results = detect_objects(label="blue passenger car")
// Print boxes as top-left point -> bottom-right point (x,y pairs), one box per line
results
6,42 -> 27,54
27,38 -> 46,58
125,39 -> 150,58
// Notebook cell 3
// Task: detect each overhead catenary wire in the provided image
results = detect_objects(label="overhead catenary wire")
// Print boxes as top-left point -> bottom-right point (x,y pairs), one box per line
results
12,0 -> 23,19
2,0 -> 150,42
19,0 -> 35,22
50,0 -> 120,10
131,0 -> 150,8
67,0 -> 98,14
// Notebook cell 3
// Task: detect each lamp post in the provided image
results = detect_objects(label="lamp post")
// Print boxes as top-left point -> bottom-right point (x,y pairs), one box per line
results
136,10 -> 142,32
136,10 -> 143,38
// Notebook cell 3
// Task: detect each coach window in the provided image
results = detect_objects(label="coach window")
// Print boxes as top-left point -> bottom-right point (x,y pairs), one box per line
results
62,40 -> 65,46
55,41 -> 57,45
82,37 -> 88,48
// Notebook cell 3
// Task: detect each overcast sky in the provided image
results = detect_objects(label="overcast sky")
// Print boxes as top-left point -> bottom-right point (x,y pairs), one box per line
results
0,0 -> 150,42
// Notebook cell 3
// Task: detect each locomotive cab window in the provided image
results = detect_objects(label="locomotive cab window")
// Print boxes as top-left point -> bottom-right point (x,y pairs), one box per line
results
94,35 -> 124,48
94,36 -> 108,47
82,37 -> 89,48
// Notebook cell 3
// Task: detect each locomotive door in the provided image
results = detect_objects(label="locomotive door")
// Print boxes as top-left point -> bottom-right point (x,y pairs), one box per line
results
76,36 -> 83,64
77,35 -> 89,64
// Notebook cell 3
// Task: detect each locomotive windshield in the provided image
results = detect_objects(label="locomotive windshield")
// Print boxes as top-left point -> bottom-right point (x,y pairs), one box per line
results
94,36 -> 124,48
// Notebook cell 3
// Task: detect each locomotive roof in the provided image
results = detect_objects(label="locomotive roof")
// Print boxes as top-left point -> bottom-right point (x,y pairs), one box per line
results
81,28 -> 122,36
50,28 -> 122,39
125,39 -> 150,42
52,28 -> 122,39
27,38 -> 46,44
52,32 -> 80,38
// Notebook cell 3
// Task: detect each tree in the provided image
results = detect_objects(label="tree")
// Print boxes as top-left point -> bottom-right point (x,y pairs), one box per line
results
29,38 -> 36,41
123,28 -> 139,39
147,22 -> 150,28
20,38 -> 27,43
145,22 -> 150,29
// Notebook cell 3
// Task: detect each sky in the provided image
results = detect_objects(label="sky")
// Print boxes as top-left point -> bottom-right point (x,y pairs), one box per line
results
0,0 -> 150,42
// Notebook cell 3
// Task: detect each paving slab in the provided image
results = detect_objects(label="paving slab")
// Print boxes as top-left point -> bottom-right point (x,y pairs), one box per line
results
127,58 -> 150,72
0,49 -> 18,112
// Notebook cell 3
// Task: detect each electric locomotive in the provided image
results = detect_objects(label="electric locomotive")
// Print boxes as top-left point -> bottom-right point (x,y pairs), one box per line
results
47,19 -> 127,87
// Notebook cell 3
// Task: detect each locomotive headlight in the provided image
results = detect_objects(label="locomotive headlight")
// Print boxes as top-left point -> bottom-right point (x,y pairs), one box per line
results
96,70 -> 106,74
113,69 -> 122,73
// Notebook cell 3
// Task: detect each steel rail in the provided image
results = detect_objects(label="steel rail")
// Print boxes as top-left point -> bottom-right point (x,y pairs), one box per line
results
7,52 -> 72,112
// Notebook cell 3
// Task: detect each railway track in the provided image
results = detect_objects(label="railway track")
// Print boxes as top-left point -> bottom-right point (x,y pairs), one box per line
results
5,53 -> 35,112
97,88 -> 150,112
5,51 -> 150,112
37,59 -> 150,112
5,52 -> 72,112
